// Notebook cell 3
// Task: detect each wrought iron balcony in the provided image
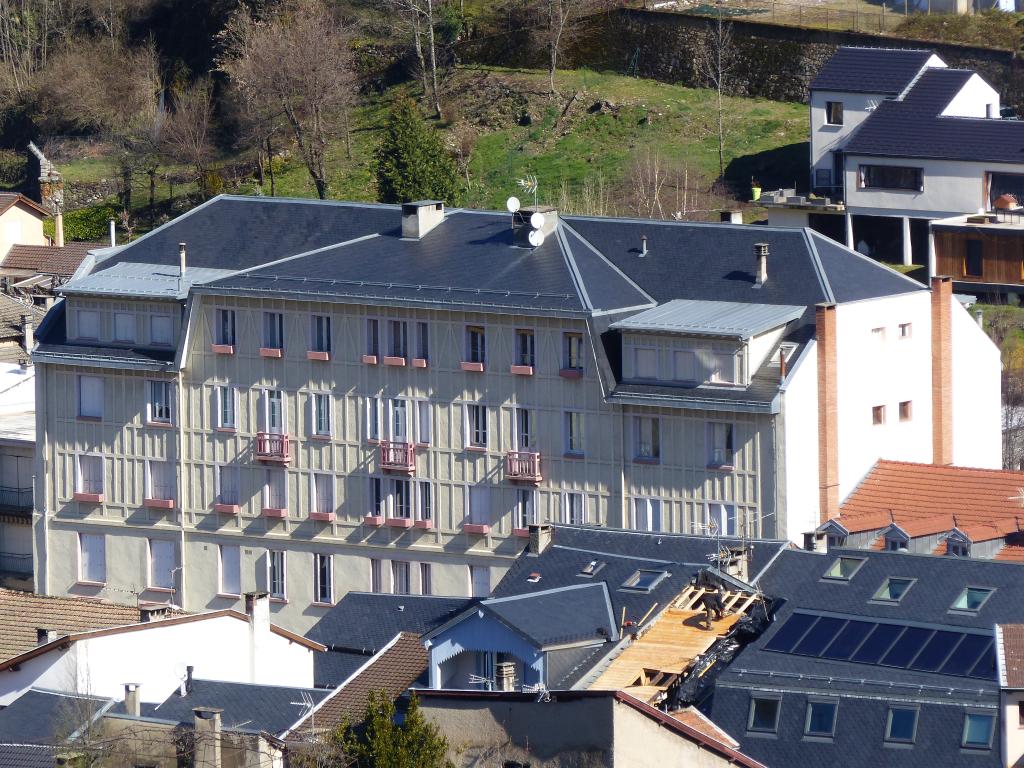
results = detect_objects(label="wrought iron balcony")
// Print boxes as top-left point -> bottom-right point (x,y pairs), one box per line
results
506,451 -> 541,484
255,432 -> 290,462
380,441 -> 415,474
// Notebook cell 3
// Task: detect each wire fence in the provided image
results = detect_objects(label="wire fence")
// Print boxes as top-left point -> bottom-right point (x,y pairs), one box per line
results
636,0 -> 918,34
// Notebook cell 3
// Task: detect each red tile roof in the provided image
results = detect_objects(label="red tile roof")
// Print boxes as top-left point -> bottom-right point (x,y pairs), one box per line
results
669,706 -> 739,747
2,242 -> 98,276
837,460 -> 1024,542
0,193 -> 48,218
996,544 -> 1024,562
999,624 -> 1024,688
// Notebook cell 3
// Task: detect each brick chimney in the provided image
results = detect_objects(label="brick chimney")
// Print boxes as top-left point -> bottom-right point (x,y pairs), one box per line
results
527,524 -> 553,555
931,276 -> 953,465
816,303 -> 839,522
193,707 -> 223,768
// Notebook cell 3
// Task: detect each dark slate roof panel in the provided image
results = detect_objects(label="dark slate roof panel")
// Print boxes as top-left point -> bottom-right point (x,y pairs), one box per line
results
0,690 -> 108,744
150,679 -> 330,736
0,744 -> 57,768
305,593 -> 473,654
810,232 -> 923,303
482,582 -> 616,646
314,650 -> 373,689
560,226 -> 654,312
809,46 -> 935,94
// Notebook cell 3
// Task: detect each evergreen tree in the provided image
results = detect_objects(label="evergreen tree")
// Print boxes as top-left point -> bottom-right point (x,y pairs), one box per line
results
339,691 -> 453,768
376,97 -> 459,204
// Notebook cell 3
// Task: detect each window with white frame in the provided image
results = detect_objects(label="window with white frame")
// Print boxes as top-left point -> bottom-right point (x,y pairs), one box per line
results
517,488 -> 536,529
77,454 -> 103,495
564,411 -> 583,455
515,329 -> 535,367
417,481 -> 432,522
390,398 -> 409,442
79,533 -> 106,583
265,469 -> 287,510
215,309 -> 235,346
263,389 -> 286,434
369,477 -> 385,517
673,350 -> 696,381
147,380 -> 173,425
513,407 -> 534,450
313,473 -> 333,515
370,558 -> 383,593
466,404 -> 487,448
388,320 -> 407,358
466,325 -> 485,363
564,332 -> 585,370
147,460 -> 175,501
415,321 -> 429,361
468,485 -> 489,525
150,315 -> 173,346
420,563 -> 432,595
366,318 -> 379,357
633,416 -> 660,460
392,478 -> 412,519
216,386 -> 237,429
268,550 -> 286,598
216,465 -> 240,505
314,553 -> 333,603
633,498 -> 663,532
634,347 -> 658,379
708,346 -> 737,383
707,502 -> 737,536
416,401 -> 432,444
708,422 -> 734,467
366,397 -> 381,441
470,565 -> 490,597
219,544 -> 240,595
77,310 -> 100,340
78,375 -> 103,419
392,561 -> 411,595
563,492 -> 586,525
262,312 -> 284,350
148,539 -> 175,589
310,314 -> 331,353
312,393 -> 331,436
113,312 -> 135,343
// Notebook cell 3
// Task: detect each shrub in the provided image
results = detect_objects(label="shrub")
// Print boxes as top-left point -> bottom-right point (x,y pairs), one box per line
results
43,202 -> 121,242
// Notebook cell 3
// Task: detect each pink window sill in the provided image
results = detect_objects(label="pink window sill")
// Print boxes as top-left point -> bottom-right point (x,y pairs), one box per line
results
215,427 -> 237,434
270,597 -> 288,604
262,507 -> 287,518
362,354 -> 378,365
461,361 -> 485,372
464,523 -> 491,535
466,446 -> 487,453
310,511 -> 335,522
312,601 -> 335,608
363,515 -> 385,527
559,368 -> 584,379
415,519 -> 434,530
214,503 -> 240,515
412,358 -> 428,368
387,517 -> 414,528
216,593 -> 241,600
383,356 -> 406,366
307,350 -> 331,361
145,421 -> 173,429
259,348 -> 283,358
310,434 -> 332,441
510,365 -> 534,376
211,344 -> 235,355
513,528 -> 531,538
145,498 -> 175,510
73,492 -> 103,503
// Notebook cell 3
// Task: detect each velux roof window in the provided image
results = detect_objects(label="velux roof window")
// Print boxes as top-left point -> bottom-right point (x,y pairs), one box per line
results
622,569 -> 668,592
873,577 -> 915,603
951,587 -> 994,613
823,556 -> 866,581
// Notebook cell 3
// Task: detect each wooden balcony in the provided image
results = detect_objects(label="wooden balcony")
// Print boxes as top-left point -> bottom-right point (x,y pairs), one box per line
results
255,432 -> 290,462
506,451 -> 542,484
380,441 -> 415,474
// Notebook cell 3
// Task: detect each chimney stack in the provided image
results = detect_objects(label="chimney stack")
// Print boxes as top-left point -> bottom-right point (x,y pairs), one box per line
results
816,303 -> 839,523
180,664 -> 194,696
123,683 -> 141,717
178,243 -> 187,277
193,707 -> 223,768
932,276 -> 953,465
109,218 -> 116,247
720,210 -> 743,224
246,591 -> 270,683
36,628 -> 56,645
21,315 -> 33,353
401,201 -> 445,239
54,211 -> 64,249
527,524 -> 553,556
139,604 -> 170,623
754,243 -> 769,287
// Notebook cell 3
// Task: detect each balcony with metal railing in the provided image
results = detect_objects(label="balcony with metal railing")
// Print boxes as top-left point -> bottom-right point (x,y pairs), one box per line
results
255,433 -> 290,462
505,451 -> 541,484
0,486 -> 32,511
380,441 -> 415,474
0,552 -> 31,575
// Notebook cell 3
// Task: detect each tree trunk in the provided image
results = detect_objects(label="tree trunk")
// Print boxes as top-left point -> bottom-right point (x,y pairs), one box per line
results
412,9 -> 429,99
148,169 -> 156,227
266,136 -> 276,197
255,146 -> 265,186
717,88 -> 724,178
343,110 -> 352,161
426,0 -> 442,119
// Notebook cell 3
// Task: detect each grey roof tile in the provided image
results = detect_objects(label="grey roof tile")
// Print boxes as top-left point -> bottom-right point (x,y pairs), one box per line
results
0,690 -> 109,745
810,46 -> 936,94
482,582 -> 617,647
609,299 -> 804,338
0,744 -> 57,768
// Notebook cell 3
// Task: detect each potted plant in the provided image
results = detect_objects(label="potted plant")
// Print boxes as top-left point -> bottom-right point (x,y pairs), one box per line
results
751,178 -> 762,201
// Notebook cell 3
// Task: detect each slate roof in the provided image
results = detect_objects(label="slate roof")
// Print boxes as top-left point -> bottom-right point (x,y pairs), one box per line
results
0,689 -> 109,744
809,46 -> 936,95
844,67 -> 1024,164
2,242 -> 99,276
0,294 -> 44,342
609,299 -> 804,339
0,744 -> 57,768
480,582 -> 618,647
150,679 -> 330,736
0,588 -> 144,662
314,650 -> 372,689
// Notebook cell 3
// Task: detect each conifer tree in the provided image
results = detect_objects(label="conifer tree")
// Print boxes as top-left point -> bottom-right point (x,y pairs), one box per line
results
376,97 -> 458,204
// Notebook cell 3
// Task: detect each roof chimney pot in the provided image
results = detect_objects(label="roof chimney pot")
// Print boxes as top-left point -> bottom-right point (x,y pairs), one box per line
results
754,242 -> 769,287
640,235 -> 648,257
401,201 -> 445,239
21,315 -> 33,353
178,242 -> 187,277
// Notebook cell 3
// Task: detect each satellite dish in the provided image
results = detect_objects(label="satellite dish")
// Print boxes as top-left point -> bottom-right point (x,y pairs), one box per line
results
528,229 -> 545,248
506,196 -> 521,213
530,211 -> 546,230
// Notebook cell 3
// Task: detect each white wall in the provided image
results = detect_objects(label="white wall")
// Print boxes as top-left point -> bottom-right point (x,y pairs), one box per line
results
781,341 -> 820,540
951,298 -> 1002,468
0,363 -> 34,415
0,204 -> 47,257
941,74 -> 1000,118
810,91 -> 888,183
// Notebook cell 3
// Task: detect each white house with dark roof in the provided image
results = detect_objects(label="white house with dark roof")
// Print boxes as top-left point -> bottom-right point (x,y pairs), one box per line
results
28,196 -> 1001,632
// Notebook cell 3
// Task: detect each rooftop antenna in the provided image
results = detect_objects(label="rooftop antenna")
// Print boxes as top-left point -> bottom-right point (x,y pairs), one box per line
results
517,175 -> 539,207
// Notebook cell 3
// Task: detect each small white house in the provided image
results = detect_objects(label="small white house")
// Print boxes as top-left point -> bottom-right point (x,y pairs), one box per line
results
0,594 -> 324,705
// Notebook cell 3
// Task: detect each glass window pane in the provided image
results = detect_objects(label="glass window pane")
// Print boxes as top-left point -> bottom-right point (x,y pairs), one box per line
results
963,713 -> 994,748
821,620 -> 874,661
750,698 -> 779,732
793,616 -> 847,656
874,577 -> 914,602
887,708 -> 917,742
953,587 -> 993,612
909,630 -> 963,672
806,702 -> 836,736
765,613 -> 818,653
851,623 -> 905,664
825,557 -> 864,580
941,634 -> 991,677
880,626 -> 933,668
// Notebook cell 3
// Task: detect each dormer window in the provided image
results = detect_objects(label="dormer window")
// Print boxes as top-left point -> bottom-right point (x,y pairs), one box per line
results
634,347 -> 658,379
827,534 -> 847,549
946,535 -> 970,558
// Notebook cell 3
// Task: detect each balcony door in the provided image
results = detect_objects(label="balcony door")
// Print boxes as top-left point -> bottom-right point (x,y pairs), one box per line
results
264,390 -> 285,434
390,399 -> 409,443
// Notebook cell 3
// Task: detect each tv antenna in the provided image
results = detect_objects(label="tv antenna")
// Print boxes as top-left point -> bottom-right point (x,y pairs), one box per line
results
517,175 -> 539,207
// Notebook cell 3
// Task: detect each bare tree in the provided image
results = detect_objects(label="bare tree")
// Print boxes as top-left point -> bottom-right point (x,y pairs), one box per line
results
161,78 -> 216,197
220,0 -> 357,199
384,0 -> 442,119
529,0 -> 603,95
694,9 -> 735,179
630,149 -> 669,219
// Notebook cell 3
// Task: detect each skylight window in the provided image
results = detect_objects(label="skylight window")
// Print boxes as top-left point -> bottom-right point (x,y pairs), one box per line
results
885,707 -> 918,743
622,569 -> 668,592
873,577 -> 915,603
962,712 -> 995,749
804,700 -> 837,738
579,560 -> 606,578
748,697 -> 781,733
952,587 -> 994,613
823,556 -> 866,581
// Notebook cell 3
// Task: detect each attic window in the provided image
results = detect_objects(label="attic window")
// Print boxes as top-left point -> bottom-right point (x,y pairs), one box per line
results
579,560 -> 606,578
873,577 -> 915,603
951,587 -> 993,613
947,538 -> 970,558
622,569 -> 668,592
823,556 -> 865,581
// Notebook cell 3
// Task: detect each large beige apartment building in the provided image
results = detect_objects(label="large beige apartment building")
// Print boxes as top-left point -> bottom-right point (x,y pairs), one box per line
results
30,196 -> 1000,632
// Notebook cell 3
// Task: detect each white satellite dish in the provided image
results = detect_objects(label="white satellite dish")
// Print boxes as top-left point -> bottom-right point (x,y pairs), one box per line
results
506,196 -> 521,213
530,211 -> 546,230
528,229 -> 545,248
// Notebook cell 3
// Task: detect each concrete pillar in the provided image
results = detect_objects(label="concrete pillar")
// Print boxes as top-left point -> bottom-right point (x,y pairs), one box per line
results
844,212 -> 854,249
193,708 -> 222,768
902,216 -> 913,266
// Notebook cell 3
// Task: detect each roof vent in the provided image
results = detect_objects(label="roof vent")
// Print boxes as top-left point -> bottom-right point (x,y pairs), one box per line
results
401,201 -> 445,239
36,628 -> 57,645
640,235 -> 648,257
579,560 -> 606,577
754,242 -> 769,288
140,604 -> 170,623
527,572 -> 542,583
